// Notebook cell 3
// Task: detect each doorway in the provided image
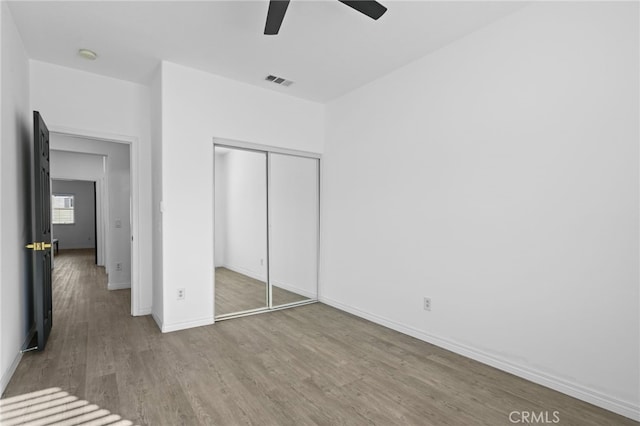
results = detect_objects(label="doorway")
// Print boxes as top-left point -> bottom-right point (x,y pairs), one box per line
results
51,179 -> 98,262
49,132 -> 135,308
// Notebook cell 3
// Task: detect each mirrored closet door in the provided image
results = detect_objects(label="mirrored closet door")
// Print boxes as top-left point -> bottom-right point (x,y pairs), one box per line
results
214,146 -> 268,317
269,153 -> 319,308
214,143 -> 319,320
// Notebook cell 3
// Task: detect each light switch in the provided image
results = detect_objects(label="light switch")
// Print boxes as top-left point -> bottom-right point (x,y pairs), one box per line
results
115,219 -> 122,228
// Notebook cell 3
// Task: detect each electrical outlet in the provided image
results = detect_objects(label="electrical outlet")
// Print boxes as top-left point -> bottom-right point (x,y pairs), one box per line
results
177,288 -> 185,300
260,259 -> 264,266
424,297 -> 431,311
116,262 -> 122,271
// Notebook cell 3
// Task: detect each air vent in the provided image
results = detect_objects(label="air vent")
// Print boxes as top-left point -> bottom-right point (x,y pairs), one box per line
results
265,74 -> 294,87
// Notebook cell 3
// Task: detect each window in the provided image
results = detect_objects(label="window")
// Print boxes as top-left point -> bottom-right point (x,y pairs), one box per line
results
52,194 -> 75,224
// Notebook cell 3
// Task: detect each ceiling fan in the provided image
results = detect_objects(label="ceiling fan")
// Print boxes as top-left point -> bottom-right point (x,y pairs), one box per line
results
264,0 -> 387,35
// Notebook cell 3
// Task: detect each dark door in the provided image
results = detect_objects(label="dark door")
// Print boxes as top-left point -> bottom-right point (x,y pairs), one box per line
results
29,111 -> 53,351
93,181 -> 97,264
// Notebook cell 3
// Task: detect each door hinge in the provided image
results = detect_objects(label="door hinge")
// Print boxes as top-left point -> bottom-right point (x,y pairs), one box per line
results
26,242 -> 52,251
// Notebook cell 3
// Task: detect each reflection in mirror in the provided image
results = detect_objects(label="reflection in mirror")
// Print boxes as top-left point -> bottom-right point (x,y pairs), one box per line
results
269,154 -> 319,307
214,147 -> 268,316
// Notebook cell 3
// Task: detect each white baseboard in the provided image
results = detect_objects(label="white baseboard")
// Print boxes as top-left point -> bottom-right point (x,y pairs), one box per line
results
0,351 -> 23,396
220,264 -> 266,282
272,279 -> 316,299
1,330 -> 39,395
161,316 -> 214,333
319,296 -> 640,422
151,311 -> 163,331
135,306 -> 152,316
108,282 -> 131,290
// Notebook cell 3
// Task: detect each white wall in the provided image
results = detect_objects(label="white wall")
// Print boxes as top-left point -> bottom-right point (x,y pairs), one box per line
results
322,2 -> 639,420
51,135 -> 130,290
0,2 -> 32,393
1,5 -> 4,388
30,61 -> 152,315
214,148 -> 268,281
51,151 -> 104,180
149,66 -> 164,325
52,180 -> 96,250
50,150 -> 105,266
159,61 -> 324,331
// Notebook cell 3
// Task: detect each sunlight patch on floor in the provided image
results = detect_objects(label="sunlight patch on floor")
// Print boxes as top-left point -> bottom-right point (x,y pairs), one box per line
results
0,387 -> 135,426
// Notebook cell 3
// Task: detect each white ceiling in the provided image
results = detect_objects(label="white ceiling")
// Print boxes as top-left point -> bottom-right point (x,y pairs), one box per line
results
8,1 -> 527,102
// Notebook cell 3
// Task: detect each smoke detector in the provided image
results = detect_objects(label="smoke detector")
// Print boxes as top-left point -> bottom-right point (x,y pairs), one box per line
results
265,74 -> 293,87
78,49 -> 98,60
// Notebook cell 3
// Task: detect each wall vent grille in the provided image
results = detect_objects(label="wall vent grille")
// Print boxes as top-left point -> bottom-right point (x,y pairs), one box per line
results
265,74 -> 294,87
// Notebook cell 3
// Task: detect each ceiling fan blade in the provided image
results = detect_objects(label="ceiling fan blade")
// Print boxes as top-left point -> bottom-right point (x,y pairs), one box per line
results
264,0 -> 290,35
338,0 -> 387,20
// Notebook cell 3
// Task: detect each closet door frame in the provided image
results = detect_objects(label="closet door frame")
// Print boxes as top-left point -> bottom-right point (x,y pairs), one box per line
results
213,137 -> 321,321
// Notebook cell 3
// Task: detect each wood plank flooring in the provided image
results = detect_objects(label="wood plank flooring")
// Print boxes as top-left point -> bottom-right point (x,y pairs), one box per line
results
2,250 -> 637,425
215,267 -> 308,316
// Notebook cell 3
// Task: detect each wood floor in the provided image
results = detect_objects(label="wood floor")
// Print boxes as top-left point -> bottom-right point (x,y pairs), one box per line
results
215,267 -> 308,316
2,250 -> 636,426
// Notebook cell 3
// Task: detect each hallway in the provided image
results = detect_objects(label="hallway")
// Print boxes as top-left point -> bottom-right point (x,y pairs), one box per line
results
2,249 -> 141,424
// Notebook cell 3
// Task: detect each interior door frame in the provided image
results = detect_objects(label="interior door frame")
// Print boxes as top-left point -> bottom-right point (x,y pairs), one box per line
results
212,137 -> 321,321
48,125 -> 141,317
50,178 -> 105,266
